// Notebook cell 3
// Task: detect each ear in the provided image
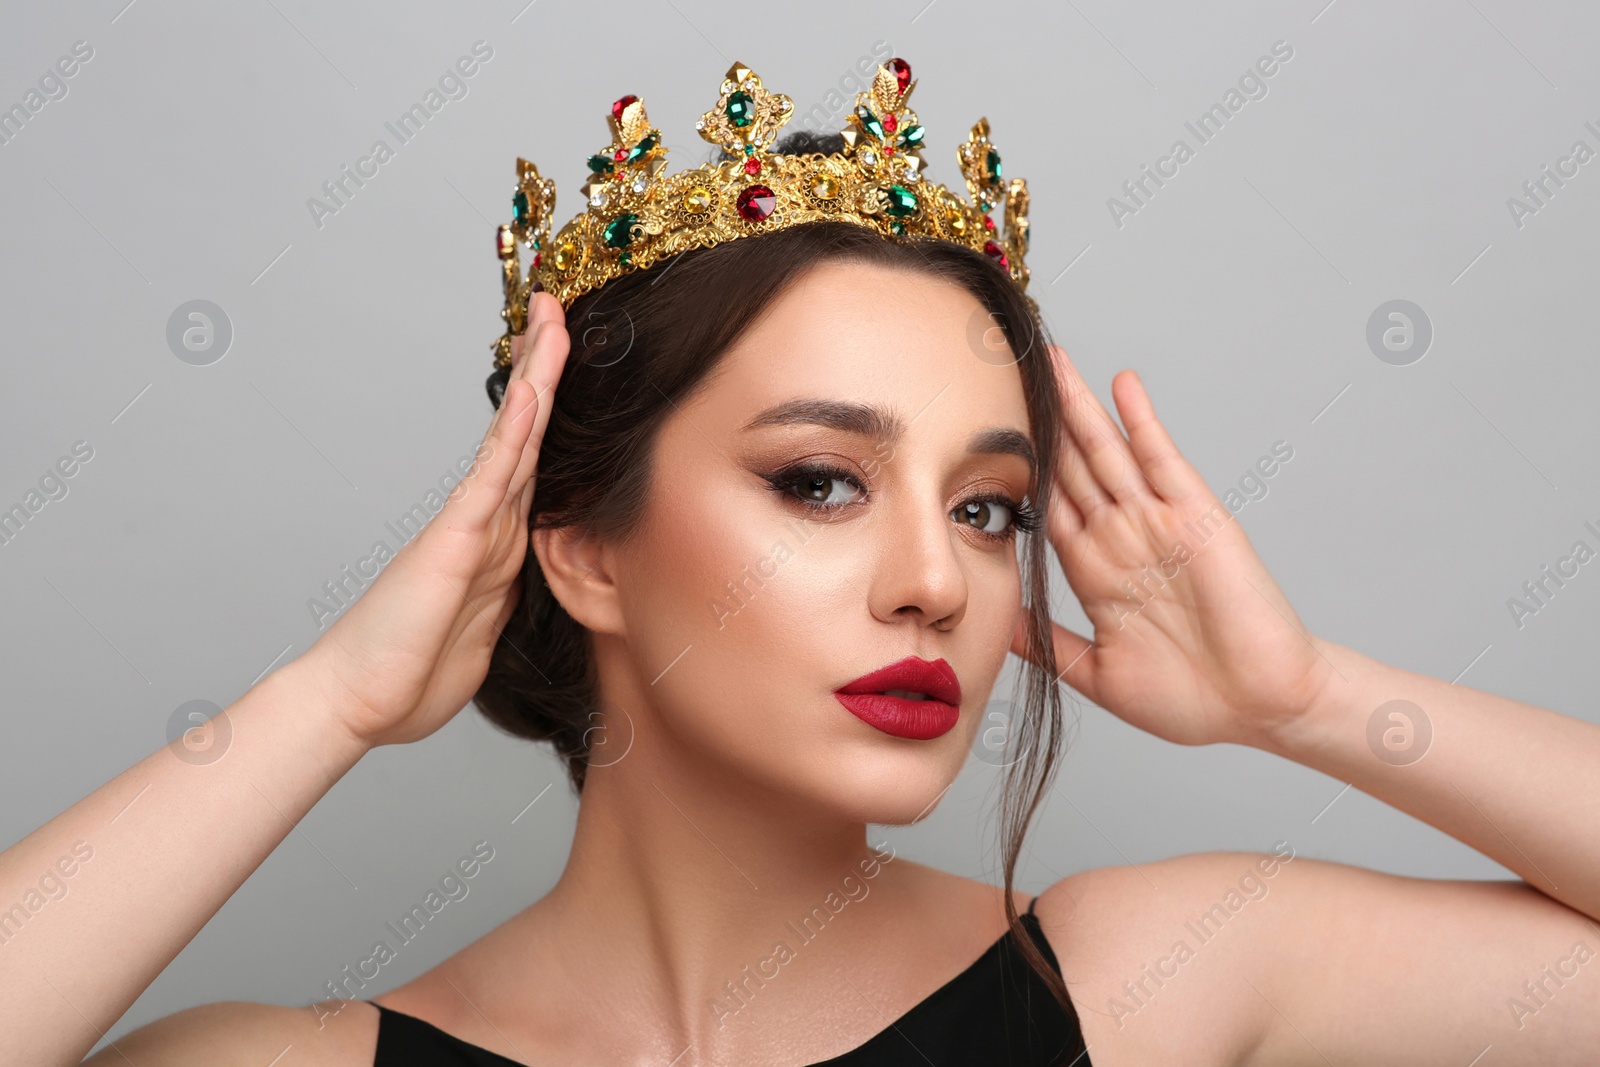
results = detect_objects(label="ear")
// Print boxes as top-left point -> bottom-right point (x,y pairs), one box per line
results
530,525 -> 626,636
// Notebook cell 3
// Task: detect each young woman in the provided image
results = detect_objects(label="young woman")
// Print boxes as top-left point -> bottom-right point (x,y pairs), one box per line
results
5,65 -> 1598,1067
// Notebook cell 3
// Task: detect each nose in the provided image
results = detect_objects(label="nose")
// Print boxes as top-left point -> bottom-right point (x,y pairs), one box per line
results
866,488 -> 970,632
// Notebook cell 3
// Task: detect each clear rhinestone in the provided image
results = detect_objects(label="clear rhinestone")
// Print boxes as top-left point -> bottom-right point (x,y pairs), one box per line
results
780,100 -> 790,110
632,175 -> 648,194
861,149 -> 877,166
695,118 -> 705,130
590,188 -> 608,207
904,168 -> 919,182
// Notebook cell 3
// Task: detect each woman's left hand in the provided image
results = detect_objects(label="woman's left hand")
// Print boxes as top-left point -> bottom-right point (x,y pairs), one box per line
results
1010,346 -> 1335,748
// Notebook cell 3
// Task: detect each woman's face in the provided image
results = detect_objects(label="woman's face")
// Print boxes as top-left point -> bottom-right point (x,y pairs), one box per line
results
601,259 -> 1037,825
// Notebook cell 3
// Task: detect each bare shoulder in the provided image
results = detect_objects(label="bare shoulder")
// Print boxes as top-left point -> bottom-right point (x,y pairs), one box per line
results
1033,848 -> 1599,1066
83,998 -> 381,1066
1029,846 -> 1305,1066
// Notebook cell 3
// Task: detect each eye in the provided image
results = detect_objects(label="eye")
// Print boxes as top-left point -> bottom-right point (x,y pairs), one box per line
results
954,495 -> 1041,544
765,462 -> 867,511
955,499 -> 1012,536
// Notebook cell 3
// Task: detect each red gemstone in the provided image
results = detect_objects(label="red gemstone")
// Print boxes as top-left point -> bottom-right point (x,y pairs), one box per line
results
611,94 -> 638,121
883,113 -> 898,133
533,252 -> 542,268
983,240 -> 1009,270
744,157 -> 762,175
736,184 -> 776,221
890,57 -> 911,94
613,148 -> 627,161
983,215 -> 996,231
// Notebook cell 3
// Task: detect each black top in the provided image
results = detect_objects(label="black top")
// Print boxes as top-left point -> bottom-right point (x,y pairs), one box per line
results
368,895 -> 1089,1065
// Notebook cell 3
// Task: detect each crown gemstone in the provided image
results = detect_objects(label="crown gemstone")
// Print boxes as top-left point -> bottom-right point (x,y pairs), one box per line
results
611,94 -> 638,121
554,240 -> 577,270
512,190 -> 529,222
810,174 -> 839,199
632,175 -> 649,193
883,113 -> 898,134
736,184 -> 776,221
726,90 -> 755,127
683,186 -> 713,213
613,148 -> 627,161
885,185 -> 918,216
587,153 -> 614,174
983,239 -> 1009,271
856,105 -> 883,139
861,149 -> 877,166
945,207 -> 967,233
983,214 -> 995,231
890,57 -> 912,93
744,157 -> 761,175
604,214 -> 637,248
985,149 -> 1002,185
628,132 -> 659,161
899,124 -> 924,147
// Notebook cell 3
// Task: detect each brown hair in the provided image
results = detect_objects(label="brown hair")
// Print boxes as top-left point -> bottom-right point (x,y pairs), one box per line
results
475,133 -> 1083,1057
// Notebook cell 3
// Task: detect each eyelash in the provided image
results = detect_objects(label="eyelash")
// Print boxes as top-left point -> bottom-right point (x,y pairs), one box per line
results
762,462 -> 1042,544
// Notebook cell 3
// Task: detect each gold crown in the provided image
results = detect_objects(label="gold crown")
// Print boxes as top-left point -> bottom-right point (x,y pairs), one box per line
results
491,57 -> 1032,369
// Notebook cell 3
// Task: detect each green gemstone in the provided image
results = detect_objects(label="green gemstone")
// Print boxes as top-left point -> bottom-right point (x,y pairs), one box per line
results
619,251 -> 633,267
985,148 -> 1002,185
899,123 -> 924,147
885,184 -> 918,217
980,198 -> 991,212
587,153 -> 614,174
743,143 -> 755,155
512,190 -> 529,222
627,131 -> 659,162
890,220 -> 905,235
726,90 -> 754,127
604,213 -> 637,249
856,104 -> 883,139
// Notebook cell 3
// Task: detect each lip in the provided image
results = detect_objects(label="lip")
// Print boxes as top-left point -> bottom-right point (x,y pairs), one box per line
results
835,656 -> 962,740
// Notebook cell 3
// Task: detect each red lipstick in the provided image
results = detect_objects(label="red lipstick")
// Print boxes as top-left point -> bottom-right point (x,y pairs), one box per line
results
835,656 -> 962,740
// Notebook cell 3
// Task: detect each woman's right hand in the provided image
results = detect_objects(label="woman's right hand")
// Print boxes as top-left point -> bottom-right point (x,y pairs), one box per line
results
303,290 -> 570,750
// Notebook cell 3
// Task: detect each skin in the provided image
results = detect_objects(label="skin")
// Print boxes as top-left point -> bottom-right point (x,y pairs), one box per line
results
2,260 -> 1596,1066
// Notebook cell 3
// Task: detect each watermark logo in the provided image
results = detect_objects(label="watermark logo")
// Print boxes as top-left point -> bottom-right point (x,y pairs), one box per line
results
582,701 -> 636,769
1365,699 -> 1431,766
968,698 -> 1034,769
166,300 -> 233,366
165,699 -> 232,766
1365,299 -> 1432,366
579,305 -> 635,368
966,304 -> 1037,367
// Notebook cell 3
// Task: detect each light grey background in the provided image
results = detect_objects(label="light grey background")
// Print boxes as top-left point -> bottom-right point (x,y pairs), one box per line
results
3,0 -> 1598,1051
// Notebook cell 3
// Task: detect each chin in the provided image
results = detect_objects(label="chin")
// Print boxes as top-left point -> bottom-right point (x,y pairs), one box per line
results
801,730 -> 972,827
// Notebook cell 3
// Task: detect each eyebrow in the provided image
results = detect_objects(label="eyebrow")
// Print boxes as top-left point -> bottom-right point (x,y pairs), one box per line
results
741,398 -> 1036,476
